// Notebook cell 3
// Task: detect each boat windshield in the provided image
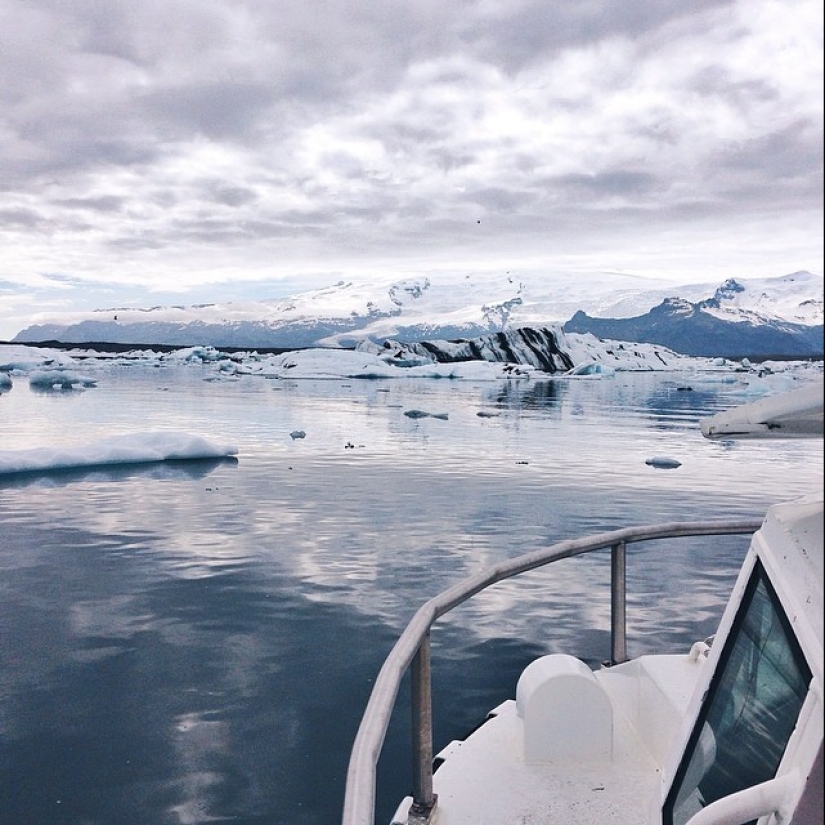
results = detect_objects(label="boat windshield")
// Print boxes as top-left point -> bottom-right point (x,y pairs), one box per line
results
663,560 -> 812,825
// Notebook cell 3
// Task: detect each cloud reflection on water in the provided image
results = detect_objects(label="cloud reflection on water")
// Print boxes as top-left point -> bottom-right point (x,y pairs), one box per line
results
0,367 -> 821,824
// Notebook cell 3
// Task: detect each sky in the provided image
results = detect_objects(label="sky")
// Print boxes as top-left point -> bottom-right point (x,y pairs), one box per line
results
0,0 -> 823,339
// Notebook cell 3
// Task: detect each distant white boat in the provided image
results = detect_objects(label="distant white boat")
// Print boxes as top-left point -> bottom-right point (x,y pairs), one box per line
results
700,379 -> 823,438
342,379 -> 824,825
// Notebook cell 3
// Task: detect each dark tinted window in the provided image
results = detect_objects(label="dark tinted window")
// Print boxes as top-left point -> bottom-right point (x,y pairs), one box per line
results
663,561 -> 811,825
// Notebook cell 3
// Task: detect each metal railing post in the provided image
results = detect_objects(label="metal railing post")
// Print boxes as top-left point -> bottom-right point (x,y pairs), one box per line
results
610,540 -> 627,665
408,633 -> 437,823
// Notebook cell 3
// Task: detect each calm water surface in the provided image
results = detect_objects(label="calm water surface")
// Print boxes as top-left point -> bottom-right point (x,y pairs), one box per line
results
0,362 -> 821,824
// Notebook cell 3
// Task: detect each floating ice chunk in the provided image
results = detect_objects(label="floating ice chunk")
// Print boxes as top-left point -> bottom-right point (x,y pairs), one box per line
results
0,372 -> 11,390
28,370 -> 97,390
358,340 -> 436,368
403,409 -> 448,419
564,362 -> 616,377
290,430 -> 306,439
171,346 -> 225,363
0,347 -> 79,373
247,348 -> 531,380
0,432 -> 238,476
260,349 -> 398,379
645,456 -> 682,469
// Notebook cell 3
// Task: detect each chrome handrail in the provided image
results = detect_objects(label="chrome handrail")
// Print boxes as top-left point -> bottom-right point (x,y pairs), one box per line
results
341,518 -> 763,825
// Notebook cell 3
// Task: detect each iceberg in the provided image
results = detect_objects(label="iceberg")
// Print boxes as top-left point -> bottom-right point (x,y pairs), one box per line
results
0,432 -> 238,476
564,363 -> 616,377
29,369 -> 98,390
645,456 -> 682,469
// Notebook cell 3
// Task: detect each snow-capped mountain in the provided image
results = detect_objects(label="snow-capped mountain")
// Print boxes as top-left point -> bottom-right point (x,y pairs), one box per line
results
564,274 -> 823,357
13,270 -> 670,348
12,270 -> 823,356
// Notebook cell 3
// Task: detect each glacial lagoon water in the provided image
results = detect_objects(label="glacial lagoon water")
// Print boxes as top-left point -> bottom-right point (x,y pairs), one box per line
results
0,361 -> 822,825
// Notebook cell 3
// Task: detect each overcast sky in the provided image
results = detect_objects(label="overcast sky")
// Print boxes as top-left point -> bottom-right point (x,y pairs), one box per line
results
0,0 -> 822,337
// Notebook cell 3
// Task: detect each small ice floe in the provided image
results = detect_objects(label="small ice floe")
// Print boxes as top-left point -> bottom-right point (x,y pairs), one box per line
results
172,345 -> 226,363
564,362 -> 616,378
404,409 -> 429,418
0,372 -> 11,390
28,370 -> 97,390
0,432 -> 238,476
645,456 -> 682,469
290,430 -> 306,439
404,409 -> 449,420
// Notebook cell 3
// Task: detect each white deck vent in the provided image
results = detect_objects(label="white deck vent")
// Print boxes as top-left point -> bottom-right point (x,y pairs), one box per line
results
516,654 -> 614,763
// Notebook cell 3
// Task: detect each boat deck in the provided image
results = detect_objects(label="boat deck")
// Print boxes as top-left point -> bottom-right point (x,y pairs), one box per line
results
429,703 -> 658,824
392,653 -> 707,825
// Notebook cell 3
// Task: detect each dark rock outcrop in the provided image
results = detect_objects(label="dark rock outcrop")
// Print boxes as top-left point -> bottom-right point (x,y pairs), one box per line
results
361,327 -> 575,373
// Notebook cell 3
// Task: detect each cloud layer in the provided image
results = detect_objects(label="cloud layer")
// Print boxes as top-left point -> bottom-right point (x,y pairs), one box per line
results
0,0 -> 822,337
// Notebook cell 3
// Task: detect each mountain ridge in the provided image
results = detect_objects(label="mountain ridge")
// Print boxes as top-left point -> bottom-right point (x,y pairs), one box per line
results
12,270 -> 823,357
564,305 -> 822,358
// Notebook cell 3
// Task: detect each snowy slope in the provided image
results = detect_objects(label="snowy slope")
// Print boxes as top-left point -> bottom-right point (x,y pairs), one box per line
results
699,272 -> 823,325
12,270 -> 823,352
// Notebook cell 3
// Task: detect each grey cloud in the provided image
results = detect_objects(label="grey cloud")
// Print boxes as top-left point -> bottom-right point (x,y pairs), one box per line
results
137,80 -> 280,141
666,199 -> 731,221
0,208 -> 49,229
0,0 -> 754,189
71,1 -> 229,67
54,195 -> 126,212
379,123 -> 457,152
716,121 -> 822,178
690,66 -> 779,107
191,181 -> 259,208
240,219 -> 326,239
105,234 -> 165,251
149,189 -> 180,209
275,209 -> 336,227
168,218 -> 257,243
212,187 -> 258,208
705,122 -> 825,207
428,150 -> 478,173
2,103 -> 158,185
461,0 -> 739,71
0,0 -> 820,309
466,187 -> 538,212
547,171 -> 661,198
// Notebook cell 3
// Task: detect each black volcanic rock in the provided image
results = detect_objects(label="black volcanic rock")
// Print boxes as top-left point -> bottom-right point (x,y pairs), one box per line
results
363,327 -> 576,373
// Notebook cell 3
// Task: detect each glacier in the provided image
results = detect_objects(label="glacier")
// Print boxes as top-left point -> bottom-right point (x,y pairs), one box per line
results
10,271 -> 823,358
